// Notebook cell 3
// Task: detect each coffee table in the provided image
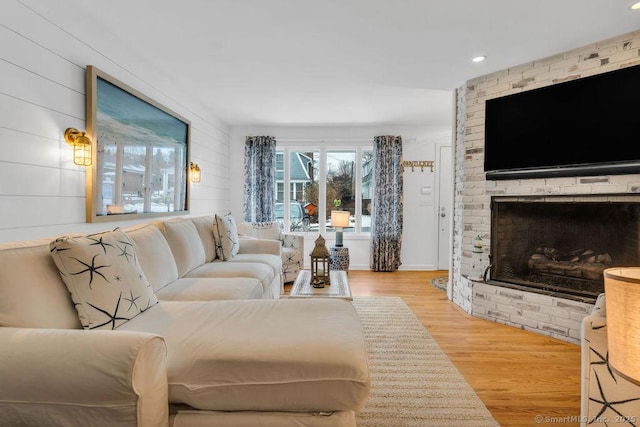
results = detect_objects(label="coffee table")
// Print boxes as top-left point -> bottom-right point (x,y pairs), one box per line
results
289,270 -> 352,300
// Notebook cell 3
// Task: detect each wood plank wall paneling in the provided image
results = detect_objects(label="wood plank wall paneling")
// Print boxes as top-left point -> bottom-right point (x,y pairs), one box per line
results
285,270 -> 583,427
0,1 -> 231,243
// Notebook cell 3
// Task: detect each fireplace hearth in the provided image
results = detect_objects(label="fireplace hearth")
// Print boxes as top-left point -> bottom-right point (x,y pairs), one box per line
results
488,195 -> 640,303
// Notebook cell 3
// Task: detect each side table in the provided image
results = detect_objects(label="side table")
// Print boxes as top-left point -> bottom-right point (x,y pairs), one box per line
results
330,246 -> 350,272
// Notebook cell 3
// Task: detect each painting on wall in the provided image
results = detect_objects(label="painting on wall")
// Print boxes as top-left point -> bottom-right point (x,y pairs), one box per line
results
85,65 -> 191,223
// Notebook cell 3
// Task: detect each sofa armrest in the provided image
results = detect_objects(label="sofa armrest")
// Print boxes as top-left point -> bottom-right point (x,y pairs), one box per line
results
591,292 -> 606,317
282,233 -> 304,252
238,237 -> 282,257
0,327 -> 169,427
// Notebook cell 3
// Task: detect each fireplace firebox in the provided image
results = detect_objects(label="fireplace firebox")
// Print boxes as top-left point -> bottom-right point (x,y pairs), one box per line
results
488,195 -> 640,303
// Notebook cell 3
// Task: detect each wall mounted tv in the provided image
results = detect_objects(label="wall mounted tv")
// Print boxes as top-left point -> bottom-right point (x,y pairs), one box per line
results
484,63 -> 640,180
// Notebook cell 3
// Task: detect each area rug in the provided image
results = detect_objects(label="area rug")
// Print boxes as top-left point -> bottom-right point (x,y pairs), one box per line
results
430,276 -> 448,292
353,297 -> 498,427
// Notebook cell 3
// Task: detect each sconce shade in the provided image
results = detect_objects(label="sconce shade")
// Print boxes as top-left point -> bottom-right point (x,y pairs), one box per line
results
604,267 -> 640,385
64,128 -> 92,166
331,210 -> 350,247
190,162 -> 201,183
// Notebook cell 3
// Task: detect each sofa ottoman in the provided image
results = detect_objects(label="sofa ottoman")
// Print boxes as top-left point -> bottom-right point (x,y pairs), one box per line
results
119,298 -> 371,412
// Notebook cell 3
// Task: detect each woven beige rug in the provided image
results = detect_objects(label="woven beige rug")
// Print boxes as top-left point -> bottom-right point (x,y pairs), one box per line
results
353,297 -> 498,427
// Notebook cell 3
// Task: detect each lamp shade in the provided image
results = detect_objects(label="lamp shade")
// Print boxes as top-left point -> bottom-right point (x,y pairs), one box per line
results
64,128 -> 92,166
604,267 -> 640,385
331,210 -> 350,228
190,162 -> 201,183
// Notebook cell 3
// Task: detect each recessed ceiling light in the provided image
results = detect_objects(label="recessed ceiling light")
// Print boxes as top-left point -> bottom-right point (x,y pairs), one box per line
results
632,1 -> 640,9
472,55 -> 487,63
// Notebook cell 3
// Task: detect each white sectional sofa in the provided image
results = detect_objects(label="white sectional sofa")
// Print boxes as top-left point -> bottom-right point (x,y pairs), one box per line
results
0,214 -> 370,426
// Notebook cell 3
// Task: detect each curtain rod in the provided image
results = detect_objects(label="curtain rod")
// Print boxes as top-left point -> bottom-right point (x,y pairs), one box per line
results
275,138 -> 371,142
275,137 -> 416,143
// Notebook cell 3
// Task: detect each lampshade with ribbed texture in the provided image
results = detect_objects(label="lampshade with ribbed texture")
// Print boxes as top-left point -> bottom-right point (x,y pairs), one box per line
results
604,267 -> 640,385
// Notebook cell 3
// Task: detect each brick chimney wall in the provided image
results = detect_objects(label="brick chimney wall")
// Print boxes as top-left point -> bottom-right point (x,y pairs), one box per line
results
451,30 -> 640,343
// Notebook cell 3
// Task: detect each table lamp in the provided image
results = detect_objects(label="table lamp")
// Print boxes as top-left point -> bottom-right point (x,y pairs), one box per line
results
604,267 -> 640,384
331,210 -> 350,247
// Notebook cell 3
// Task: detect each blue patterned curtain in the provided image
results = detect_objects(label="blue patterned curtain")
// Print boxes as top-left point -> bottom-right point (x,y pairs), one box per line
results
370,135 -> 403,272
243,136 -> 276,222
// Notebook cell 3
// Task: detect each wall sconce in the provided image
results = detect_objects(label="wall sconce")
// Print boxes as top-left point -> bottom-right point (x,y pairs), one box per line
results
190,162 -> 201,183
64,128 -> 92,166
330,210 -> 350,247
604,267 -> 640,385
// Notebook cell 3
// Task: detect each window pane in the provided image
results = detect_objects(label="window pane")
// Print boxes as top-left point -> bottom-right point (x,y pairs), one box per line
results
276,150 -> 284,203
276,182 -> 284,202
150,145 -> 181,213
361,149 -> 374,232
122,144 -> 146,214
327,150 -> 355,233
275,150 -> 318,232
100,142 -> 117,213
276,152 -> 284,171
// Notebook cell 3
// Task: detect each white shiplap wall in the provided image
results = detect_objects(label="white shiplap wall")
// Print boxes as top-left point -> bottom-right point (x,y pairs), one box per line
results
0,1 -> 231,243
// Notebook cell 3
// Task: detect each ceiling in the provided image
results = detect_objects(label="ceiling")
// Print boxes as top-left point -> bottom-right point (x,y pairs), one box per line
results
22,0 -> 640,127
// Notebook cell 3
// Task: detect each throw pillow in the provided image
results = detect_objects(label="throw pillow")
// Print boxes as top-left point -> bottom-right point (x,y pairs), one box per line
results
212,213 -> 240,261
246,222 -> 282,241
50,229 -> 158,330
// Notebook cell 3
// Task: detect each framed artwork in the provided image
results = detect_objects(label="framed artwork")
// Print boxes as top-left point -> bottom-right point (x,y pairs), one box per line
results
85,65 -> 191,222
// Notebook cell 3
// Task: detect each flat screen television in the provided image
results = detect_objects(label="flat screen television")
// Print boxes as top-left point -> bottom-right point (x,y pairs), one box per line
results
484,63 -> 640,180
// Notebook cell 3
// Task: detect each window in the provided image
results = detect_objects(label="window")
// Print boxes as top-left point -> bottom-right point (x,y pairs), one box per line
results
361,149 -> 373,232
275,143 -> 373,234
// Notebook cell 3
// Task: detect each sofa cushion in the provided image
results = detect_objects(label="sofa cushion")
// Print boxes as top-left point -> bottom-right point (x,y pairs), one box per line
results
123,223 -> 179,292
157,219 -> 206,277
190,216 -> 217,263
155,277 -> 264,301
119,299 -> 370,412
212,214 -> 239,261
227,253 -> 282,280
50,230 -> 158,330
186,261 -> 275,296
0,239 -> 81,329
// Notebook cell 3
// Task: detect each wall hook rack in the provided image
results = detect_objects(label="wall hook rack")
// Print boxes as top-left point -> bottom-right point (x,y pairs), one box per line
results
402,160 -> 434,172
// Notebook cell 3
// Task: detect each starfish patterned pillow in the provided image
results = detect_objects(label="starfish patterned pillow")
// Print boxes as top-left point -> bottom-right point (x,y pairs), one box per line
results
212,213 -> 239,261
50,229 -> 158,330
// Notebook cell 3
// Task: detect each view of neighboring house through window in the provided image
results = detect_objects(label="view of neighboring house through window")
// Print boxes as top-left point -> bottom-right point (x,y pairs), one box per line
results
100,141 -> 186,215
275,144 -> 373,234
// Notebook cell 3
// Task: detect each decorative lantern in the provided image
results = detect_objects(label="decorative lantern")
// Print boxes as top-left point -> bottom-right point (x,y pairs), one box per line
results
310,235 -> 330,288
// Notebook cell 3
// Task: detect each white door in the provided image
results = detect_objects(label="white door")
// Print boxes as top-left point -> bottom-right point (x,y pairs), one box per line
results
437,144 -> 452,270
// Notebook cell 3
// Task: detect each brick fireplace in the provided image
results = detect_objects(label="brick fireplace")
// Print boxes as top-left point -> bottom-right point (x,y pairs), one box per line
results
489,195 -> 640,304
451,30 -> 640,344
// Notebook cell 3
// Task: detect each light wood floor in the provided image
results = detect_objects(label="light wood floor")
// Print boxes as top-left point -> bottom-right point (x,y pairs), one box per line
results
285,270 -> 582,427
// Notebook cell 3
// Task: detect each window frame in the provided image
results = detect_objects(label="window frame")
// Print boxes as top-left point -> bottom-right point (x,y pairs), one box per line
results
276,140 -> 373,235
